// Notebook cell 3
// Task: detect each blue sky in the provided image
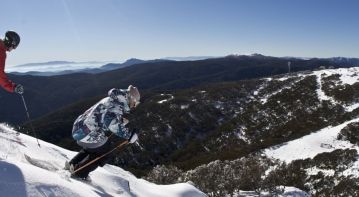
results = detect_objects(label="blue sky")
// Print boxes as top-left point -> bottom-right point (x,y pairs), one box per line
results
1,0 -> 359,66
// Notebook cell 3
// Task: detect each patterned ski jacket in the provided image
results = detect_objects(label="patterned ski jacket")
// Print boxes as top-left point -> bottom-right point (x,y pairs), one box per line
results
72,88 -> 132,149
0,40 -> 16,93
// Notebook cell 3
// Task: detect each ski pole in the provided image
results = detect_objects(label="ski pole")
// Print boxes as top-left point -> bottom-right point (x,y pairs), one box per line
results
21,94 -> 41,147
73,140 -> 129,174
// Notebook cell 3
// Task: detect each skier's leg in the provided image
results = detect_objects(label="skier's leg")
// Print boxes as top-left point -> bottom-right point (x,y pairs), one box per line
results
72,140 -> 113,178
93,139 -> 113,167
72,141 -> 111,178
73,154 -> 98,179
87,139 -> 113,164
69,149 -> 89,166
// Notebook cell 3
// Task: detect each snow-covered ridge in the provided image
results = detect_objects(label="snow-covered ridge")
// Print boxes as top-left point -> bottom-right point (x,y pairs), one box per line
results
314,68 -> 359,112
260,67 -> 359,111
313,67 -> 359,86
0,124 -> 206,197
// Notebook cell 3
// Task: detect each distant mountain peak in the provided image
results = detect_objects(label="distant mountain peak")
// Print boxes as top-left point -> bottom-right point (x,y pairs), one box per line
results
225,53 -> 270,59
122,58 -> 145,64
162,56 -> 216,61
16,61 -> 76,67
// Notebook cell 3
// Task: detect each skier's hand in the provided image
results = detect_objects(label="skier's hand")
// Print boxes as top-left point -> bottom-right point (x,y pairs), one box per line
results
14,84 -> 24,94
128,132 -> 138,144
122,118 -> 129,125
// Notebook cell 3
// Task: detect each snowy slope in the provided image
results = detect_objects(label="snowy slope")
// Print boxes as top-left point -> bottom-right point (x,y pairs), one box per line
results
0,124 -> 206,197
263,67 -> 359,178
264,117 -> 359,163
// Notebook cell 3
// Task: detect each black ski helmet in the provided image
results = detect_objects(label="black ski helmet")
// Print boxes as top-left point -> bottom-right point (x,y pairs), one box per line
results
4,31 -> 20,49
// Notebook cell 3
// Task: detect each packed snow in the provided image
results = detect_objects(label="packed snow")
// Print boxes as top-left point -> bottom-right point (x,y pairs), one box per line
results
314,71 -> 333,102
264,117 -> 359,163
313,67 -> 359,111
235,186 -> 309,197
157,94 -> 174,104
0,124 -> 206,197
315,67 -> 359,86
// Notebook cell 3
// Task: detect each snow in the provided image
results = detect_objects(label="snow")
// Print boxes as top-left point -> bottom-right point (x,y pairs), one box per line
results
181,105 -> 189,109
275,66 -> 359,178
313,68 -> 359,111
0,124 -> 206,197
314,72 -> 334,102
158,99 -> 168,104
259,78 -> 302,105
262,68 -> 359,163
306,167 -> 335,177
235,186 -> 309,197
264,117 -> 359,163
277,77 -> 290,81
158,94 -> 174,104
315,67 -> 359,86
264,115 -> 359,182
235,129 -> 249,143
344,103 -> 359,112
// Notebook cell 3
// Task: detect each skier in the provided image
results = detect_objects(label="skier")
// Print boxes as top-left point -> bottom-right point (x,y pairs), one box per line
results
0,31 -> 23,94
66,85 -> 140,180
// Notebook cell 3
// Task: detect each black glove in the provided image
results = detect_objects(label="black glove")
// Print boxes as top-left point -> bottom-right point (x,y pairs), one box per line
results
14,84 -> 24,94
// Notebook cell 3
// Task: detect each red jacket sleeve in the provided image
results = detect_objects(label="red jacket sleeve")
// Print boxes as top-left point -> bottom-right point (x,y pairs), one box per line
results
0,44 -> 16,93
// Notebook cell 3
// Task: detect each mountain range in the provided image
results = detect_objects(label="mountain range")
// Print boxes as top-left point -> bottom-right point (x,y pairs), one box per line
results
9,55 -> 359,77
17,59 -> 359,195
3,54 -> 359,125
9,59 -> 159,76
9,57 -> 214,77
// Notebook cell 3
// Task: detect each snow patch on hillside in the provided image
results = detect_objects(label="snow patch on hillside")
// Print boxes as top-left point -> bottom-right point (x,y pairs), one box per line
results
314,72 -> 334,103
301,67 -> 359,112
158,94 -> 174,104
235,186 -> 309,197
264,117 -> 359,163
314,67 -> 359,86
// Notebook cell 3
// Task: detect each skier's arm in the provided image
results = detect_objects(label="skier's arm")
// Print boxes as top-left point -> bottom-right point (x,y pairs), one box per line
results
0,51 -> 15,93
104,88 -> 134,139
106,113 -> 132,139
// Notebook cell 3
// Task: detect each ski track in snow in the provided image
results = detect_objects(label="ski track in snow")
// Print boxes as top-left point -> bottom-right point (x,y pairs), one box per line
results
0,124 -> 206,197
